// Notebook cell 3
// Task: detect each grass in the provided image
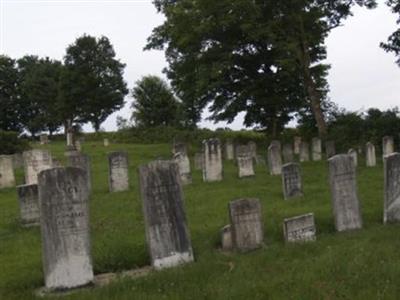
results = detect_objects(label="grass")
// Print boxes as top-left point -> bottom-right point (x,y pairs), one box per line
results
1,141 -> 400,299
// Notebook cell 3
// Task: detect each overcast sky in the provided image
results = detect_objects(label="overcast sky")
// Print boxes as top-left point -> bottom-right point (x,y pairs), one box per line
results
1,0 -> 400,132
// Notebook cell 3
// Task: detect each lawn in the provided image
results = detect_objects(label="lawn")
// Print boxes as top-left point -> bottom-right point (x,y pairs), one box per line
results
1,141 -> 399,299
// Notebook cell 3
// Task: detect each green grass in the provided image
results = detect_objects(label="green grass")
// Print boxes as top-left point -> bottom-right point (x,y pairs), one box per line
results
1,142 -> 399,299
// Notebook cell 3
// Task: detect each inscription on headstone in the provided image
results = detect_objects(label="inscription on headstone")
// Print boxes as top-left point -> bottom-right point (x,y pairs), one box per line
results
299,142 -> 310,162
384,153 -> 400,223
202,138 -> 223,182
17,184 -> 40,226
366,142 -> 376,167
312,138 -> 322,161
108,152 -> 129,192
237,156 -> 255,178
268,144 -> 282,175
283,213 -> 316,243
282,163 -> 303,200
173,152 -> 192,185
235,144 -> 251,160
0,155 -> 16,188
23,150 -> 53,185
282,144 -> 294,163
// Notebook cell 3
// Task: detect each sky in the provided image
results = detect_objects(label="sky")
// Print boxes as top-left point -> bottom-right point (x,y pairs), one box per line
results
1,0 -> 400,132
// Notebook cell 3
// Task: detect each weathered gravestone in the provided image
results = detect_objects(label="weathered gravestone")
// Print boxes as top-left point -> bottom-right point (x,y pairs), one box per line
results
235,144 -> 251,160
282,163 -> 303,200
17,184 -> 40,226
139,160 -> 194,269
312,137 -> 322,161
172,141 -> 187,155
348,148 -> 358,167
40,133 -> 49,145
173,152 -> 192,185
383,136 -> 394,157
38,167 -> 93,290
248,141 -> 258,163
103,138 -> 110,147
326,141 -> 336,159
225,140 -> 234,160
299,142 -> 310,162
66,132 -> 74,148
75,140 -> 82,152
268,144 -> 282,175
366,142 -> 376,167
237,156 -> 255,178
294,136 -> 302,154
283,213 -> 316,243
384,153 -> 400,223
229,198 -> 263,251
202,138 -> 223,182
328,154 -> 362,232
0,155 -> 16,188
271,140 -> 282,152
108,152 -> 129,192
12,153 -> 23,169
68,153 -> 92,192
23,149 -> 53,185
221,225 -> 233,251
282,144 -> 294,163
194,153 -> 204,170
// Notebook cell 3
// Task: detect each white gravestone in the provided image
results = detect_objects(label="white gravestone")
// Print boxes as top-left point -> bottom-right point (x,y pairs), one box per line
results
103,138 -> 110,147
173,152 -> 192,185
383,136 -> 394,157
108,152 -> 129,192
348,148 -> 358,167
202,138 -> 223,182
23,149 -> 53,185
312,138 -> 322,161
283,213 -> 316,243
366,142 -> 376,167
0,155 -> 16,188
237,156 -> 255,178
384,153 -> 400,223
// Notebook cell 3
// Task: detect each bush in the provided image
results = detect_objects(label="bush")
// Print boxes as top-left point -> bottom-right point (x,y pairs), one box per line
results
0,131 -> 30,154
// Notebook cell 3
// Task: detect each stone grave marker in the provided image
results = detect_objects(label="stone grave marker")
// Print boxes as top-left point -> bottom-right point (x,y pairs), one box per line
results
299,142 -> 310,162
383,136 -> 394,157
268,144 -> 282,175
40,133 -> 49,145
326,141 -> 336,159
235,144 -> 251,161
312,137 -> 322,161
139,160 -> 194,269
237,156 -> 255,178
283,213 -> 316,243
12,153 -> 23,169
0,155 -> 16,188
221,225 -> 232,251
194,153 -> 204,170
282,163 -> 303,200
23,149 -> 53,185
173,152 -> 192,185
248,141 -> 258,163
66,132 -> 74,148
366,142 -> 376,167
348,148 -> 358,167
68,153 -> 92,192
202,138 -> 223,182
17,184 -> 40,226
103,138 -> 110,147
225,140 -> 234,160
282,144 -> 294,163
384,153 -> 400,223
172,141 -> 187,155
294,136 -> 302,154
108,152 -> 129,192
271,140 -> 282,152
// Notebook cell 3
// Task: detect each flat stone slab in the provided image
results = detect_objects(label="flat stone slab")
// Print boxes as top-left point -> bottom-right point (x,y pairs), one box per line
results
283,213 -> 316,243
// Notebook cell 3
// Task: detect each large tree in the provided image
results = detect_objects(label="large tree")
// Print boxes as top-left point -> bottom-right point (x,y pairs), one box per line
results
381,0 -> 400,65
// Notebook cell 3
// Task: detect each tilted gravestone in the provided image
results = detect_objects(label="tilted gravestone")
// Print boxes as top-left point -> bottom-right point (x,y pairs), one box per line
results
237,156 -> 255,178
139,160 -> 194,269
267,144 -> 282,175
384,153 -> 400,223
283,213 -> 316,243
229,198 -> 263,251
348,148 -> 358,167
173,152 -> 192,185
282,144 -> 294,163
225,140 -> 234,160
312,137 -> 322,161
328,154 -> 362,232
23,149 -> 53,185
0,155 -> 16,188
221,225 -> 233,251
326,141 -> 336,159
366,142 -> 376,167
383,136 -> 394,157
108,152 -> 129,192
194,153 -> 204,170
299,142 -> 310,162
68,153 -> 92,192
40,133 -> 49,145
202,138 -> 223,182
38,167 -> 93,290
294,136 -> 301,154
17,184 -> 40,226
282,163 -> 303,200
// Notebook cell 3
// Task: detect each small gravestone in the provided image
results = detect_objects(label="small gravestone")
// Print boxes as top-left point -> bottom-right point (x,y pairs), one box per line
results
326,141 -> 336,159
12,153 -> 23,169
384,153 -> 400,223
366,142 -> 376,167
40,133 -> 49,145
75,140 -> 82,152
225,140 -> 234,160
139,160 -> 194,269
17,184 -> 40,226
268,144 -> 282,175
38,167 -> 93,290
68,153 -> 92,192
282,163 -> 303,200
383,136 -> 394,157
237,156 -> 255,178
283,213 -> 316,243
348,148 -> 358,167
173,152 -> 192,185
108,152 -> 129,192
23,149 -> 53,185
229,198 -> 263,251
312,138 -> 322,161
202,138 -> 223,182
194,153 -> 204,170
282,144 -> 294,163
299,142 -> 310,162
0,155 -> 16,188
294,136 -> 301,154
328,154 -> 362,232
221,225 -> 233,251
104,138 -> 110,147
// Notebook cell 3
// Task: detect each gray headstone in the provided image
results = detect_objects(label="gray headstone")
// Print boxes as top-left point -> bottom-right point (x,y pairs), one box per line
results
237,156 -> 255,178
384,153 -> 400,223
221,224 -> 232,251
229,198 -> 263,252
23,149 -> 53,185
299,142 -> 310,162
40,133 -> 49,145
282,144 -> 294,163
194,153 -> 204,170
225,140 -> 234,160
38,167 -> 93,290
366,142 -> 376,167
108,152 -> 129,192
202,138 -> 223,182
248,141 -> 258,163
268,144 -> 282,175
283,213 -> 316,243
235,144 -> 251,160
348,148 -> 358,167
138,160 -> 194,269
326,141 -> 336,159
271,140 -> 282,152
312,138 -> 322,161
282,163 -> 303,200
173,152 -> 192,185
75,140 -> 82,152
66,132 -> 74,147
68,153 -> 92,192
17,184 -> 40,226
104,138 -> 110,147
0,155 -> 16,188
383,136 -> 394,157
328,154 -> 362,232
294,136 -> 301,154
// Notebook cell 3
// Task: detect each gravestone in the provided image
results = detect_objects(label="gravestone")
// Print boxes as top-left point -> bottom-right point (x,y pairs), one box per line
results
172,141 -> 187,155
173,152 -> 192,185
202,138 -> 223,182
271,140 -> 282,152
294,136 -> 302,154
40,133 -> 49,145
225,140 -> 234,160
104,138 -> 110,147
282,163 -> 303,200
235,144 -> 251,160
75,140 -> 82,152
66,132 -> 74,148
282,144 -> 294,163
38,167 -> 93,290
0,155 -> 16,188
17,184 -> 40,226
383,136 -> 394,157
248,141 -> 258,163
23,149 -> 53,185
139,160 -> 194,269
366,142 -> 376,167
229,198 -> 263,251
299,142 -> 310,162
221,225 -> 232,251
326,141 -> 336,159
194,153 -> 204,170
312,137 -> 322,161
12,153 -> 23,169
268,144 -> 282,175
283,213 -> 316,243
237,156 -> 255,178
328,154 -> 362,232
68,153 -> 92,192
108,152 -> 129,192
384,153 -> 400,223
348,148 -> 358,167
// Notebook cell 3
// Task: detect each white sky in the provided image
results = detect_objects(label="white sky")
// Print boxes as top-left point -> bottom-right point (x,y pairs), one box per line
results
1,0 -> 400,132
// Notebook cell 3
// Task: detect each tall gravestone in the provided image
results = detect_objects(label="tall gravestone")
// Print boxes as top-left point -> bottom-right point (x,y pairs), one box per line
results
194,153 -> 204,170
299,142 -> 310,162
312,138 -> 322,161
40,134 -> 49,145
282,163 -> 303,200
0,155 -> 16,188
139,160 -> 194,269
326,141 -> 336,159
17,184 -> 40,226
229,198 -> 263,251
282,144 -> 294,163
366,142 -> 376,167
268,144 -> 282,175
38,167 -> 93,290
384,153 -> 400,223
383,136 -> 394,157
173,152 -> 192,185
328,154 -> 362,232
23,149 -> 53,185
202,138 -> 223,182
283,213 -> 316,243
294,136 -> 301,154
348,148 -> 358,167
68,153 -> 92,192
225,140 -> 234,160
66,132 -> 74,148
237,156 -> 255,178
108,152 -> 129,192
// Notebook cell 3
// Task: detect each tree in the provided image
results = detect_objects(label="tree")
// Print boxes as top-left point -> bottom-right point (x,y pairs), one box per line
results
131,75 -> 182,127
59,34 -> 128,132
381,0 -> 400,65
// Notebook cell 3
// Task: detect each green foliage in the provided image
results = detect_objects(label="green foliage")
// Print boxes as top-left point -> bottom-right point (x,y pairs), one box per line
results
0,131 -> 30,154
381,0 -> 400,65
